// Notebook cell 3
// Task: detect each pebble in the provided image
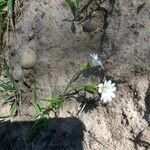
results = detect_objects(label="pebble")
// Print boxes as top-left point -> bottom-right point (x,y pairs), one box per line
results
21,50 -> 37,69
83,20 -> 97,32
13,64 -> 23,80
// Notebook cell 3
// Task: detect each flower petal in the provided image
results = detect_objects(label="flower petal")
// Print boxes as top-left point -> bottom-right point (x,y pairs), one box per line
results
98,88 -> 102,93
90,53 -> 104,69
110,83 -> 115,88
102,94 -> 112,102
104,80 -> 107,85
107,80 -> 112,86
109,92 -> 115,98
94,54 -> 98,60
98,83 -> 103,88
101,94 -> 107,103
111,87 -> 116,92
90,54 -> 94,58
107,96 -> 112,101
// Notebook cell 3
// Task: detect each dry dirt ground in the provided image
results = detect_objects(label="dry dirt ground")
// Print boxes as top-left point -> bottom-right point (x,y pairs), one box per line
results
0,0 -> 150,149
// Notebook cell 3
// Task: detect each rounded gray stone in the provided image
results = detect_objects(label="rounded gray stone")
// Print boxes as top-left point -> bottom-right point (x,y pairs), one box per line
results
21,50 -> 37,69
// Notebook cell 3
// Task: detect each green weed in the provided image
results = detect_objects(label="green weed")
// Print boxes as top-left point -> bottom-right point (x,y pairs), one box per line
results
68,83 -> 97,93
32,84 -> 43,118
42,89 -> 64,116
30,88 -> 63,138
65,0 -> 80,16
0,59 -> 21,117
0,0 -> 7,36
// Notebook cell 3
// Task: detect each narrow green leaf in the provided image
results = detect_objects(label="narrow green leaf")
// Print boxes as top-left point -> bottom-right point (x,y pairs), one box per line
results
71,83 -> 97,93
49,97 -> 63,109
0,0 -> 7,34
52,88 -> 60,99
0,81 -> 15,91
0,0 -> 7,10
10,101 -> 17,116
3,59 -> 18,91
65,0 -> 80,16
80,63 -> 94,72
43,96 -> 64,115
7,0 -> 14,17
32,85 -> 42,116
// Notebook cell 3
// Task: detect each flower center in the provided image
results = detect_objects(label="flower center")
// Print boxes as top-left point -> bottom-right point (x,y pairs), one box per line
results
102,86 -> 108,92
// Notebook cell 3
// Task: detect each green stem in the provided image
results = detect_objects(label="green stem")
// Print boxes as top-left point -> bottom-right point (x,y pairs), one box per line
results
63,71 -> 81,94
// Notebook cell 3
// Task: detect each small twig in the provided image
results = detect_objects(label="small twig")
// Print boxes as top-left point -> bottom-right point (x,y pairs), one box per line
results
76,102 -> 86,116
63,71 -> 81,94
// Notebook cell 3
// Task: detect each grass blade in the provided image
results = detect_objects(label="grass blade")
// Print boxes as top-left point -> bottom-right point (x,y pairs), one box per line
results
10,100 -> 17,116
68,83 -> 97,93
32,85 -> 42,117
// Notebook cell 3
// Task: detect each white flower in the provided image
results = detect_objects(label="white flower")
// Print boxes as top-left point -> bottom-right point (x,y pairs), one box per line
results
90,53 -> 104,69
98,80 -> 116,103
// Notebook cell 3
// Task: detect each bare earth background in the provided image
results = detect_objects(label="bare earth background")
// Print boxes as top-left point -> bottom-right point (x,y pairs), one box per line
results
0,0 -> 150,149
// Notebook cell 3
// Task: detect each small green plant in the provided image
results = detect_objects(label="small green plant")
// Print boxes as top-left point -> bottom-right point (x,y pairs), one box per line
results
42,90 -> 64,117
32,84 -> 43,118
0,0 -> 15,48
32,85 -> 64,118
30,88 -> 64,139
40,53 -> 109,116
31,60 -> 100,118
7,0 -> 15,31
47,89 -> 64,109
69,83 -> 97,93
0,59 -> 21,117
0,0 -> 7,12
0,0 -> 7,20
0,0 -> 7,37
65,0 -> 80,16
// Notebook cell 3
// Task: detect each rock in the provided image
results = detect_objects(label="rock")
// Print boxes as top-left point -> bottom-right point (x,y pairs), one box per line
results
21,49 -> 37,69
83,20 -> 98,32
13,64 -> 23,80
141,128 -> 150,143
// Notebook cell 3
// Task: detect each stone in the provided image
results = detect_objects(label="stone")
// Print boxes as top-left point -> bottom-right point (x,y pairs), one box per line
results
13,64 -> 23,80
83,20 -> 98,32
21,49 -> 37,69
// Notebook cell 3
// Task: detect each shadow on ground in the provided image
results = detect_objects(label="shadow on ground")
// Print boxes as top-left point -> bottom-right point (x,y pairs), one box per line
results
144,82 -> 150,125
0,117 -> 85,150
